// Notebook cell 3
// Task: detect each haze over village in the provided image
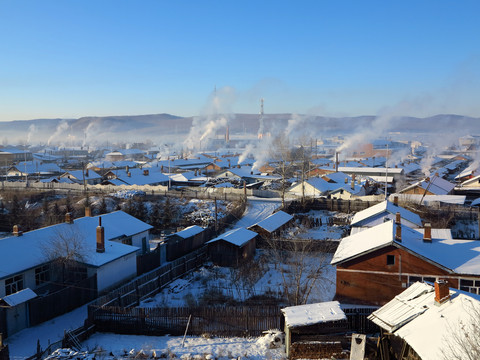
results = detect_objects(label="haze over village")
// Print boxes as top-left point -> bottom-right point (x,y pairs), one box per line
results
1,1 -> 480,360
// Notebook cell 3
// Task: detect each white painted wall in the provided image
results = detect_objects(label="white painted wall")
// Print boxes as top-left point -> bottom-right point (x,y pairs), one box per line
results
95,252 -> 137,293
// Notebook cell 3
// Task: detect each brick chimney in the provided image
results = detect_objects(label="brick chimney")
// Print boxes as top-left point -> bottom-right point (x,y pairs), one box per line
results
96,217 -> 105,253
395,212 -> 401,242
393,195 -> 398,206
345,177 -> 348,184
127,172 -> 131,177
85,206 -> 92,217
423,223 -> 432,243
13,224 -> 22,236
434,280 -> 450,305
351,179 -> 355,190
143,169 -> 149,176
65,212 -> 73,224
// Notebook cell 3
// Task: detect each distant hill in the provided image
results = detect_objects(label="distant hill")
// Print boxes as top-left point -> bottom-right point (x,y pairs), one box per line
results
0,113 -> 478,146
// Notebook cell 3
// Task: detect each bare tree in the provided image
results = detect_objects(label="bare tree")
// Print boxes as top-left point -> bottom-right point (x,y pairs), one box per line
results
269,134 -> 294,207
41,227 -> 89,284
266,236 -> 333,306
442,297 -> 480,360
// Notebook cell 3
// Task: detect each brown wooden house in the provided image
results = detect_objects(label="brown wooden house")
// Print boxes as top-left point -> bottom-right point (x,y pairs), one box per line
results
331,219 -> 480,306
206,228 -> 257,267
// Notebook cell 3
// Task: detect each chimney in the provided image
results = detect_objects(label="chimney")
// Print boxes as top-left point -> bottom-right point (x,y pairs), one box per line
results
127,172 -> 131,177
126,165 -> 129,172
335,152 -> 339,172
86,169 -> 89,177
96,217 -> 105,253
395,213 -> 401,242
393,195 -> 398,206
13,224 -> 22,236
352,174 -> 356,183
345,177 -> 348,184
351,179 -> 355,190
143,169 -> 149,176
85,206 -> 92,217
423,223 -> 432,242
65,212 -> 73,224
434,280 -> 450,305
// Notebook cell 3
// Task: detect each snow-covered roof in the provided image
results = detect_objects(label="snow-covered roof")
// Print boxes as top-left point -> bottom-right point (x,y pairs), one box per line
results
338,166 -> 404,175
351,200 -> 422,227
282,301 -> 346,328
400,176 -> 455,195
62,169 -> 102,180
0,288 -> 37,307
390,193 -> 466,206
332,220 -> 480,275
10,161 -> 63,175
368,282 -> 480,360
114,168 -> 169,186
168,225 -> 205,239
0,211 -> 149,279
250,211 -> 293,232
207,227 -> 257,247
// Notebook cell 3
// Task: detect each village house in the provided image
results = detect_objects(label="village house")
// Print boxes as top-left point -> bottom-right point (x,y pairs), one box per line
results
6,161 -> 63,180
0,147 -> 33,163
350,197 -> 422,232
331,218 -> 480,306
399,174 -> 455,196
60,169 -> 102,185
206,227 -> 257,267
0,210 -> 152,336
247,210 -> 294,245
103,167 -> 169,187
368,281 -> 480,360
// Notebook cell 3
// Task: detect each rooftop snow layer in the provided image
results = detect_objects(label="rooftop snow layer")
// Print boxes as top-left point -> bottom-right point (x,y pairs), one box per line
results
207,227 -> 257,247
251,211 -> 293,232
351,200 -> 422,227
282,301 -> 346,328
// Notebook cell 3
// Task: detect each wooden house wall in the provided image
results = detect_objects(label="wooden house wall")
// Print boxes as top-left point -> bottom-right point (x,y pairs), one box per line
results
166,230 -> 208,262
335,245 -> 456,306
208,238 -> 256,267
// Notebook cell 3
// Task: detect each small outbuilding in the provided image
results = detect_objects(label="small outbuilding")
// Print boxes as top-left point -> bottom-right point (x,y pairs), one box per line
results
206,228 -> 257,267
281,301 -> 348,359
247,210 -> 294,245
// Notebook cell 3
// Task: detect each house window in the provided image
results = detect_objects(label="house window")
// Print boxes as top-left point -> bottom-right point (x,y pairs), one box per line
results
35,264 -> 50,286
408,275 -> 438,287
5,274 -> 24,296
386,255 -> 395,265
460,279 -> 480,294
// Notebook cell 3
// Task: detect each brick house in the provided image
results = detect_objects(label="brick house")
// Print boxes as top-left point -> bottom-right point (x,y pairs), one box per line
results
331,219 -> 480,306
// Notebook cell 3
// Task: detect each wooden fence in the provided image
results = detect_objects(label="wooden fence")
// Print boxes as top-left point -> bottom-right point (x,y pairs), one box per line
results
90,305 -> 282,337
29,275 -> 97,326
92,247 -> 207,308
88,305 -> 379,338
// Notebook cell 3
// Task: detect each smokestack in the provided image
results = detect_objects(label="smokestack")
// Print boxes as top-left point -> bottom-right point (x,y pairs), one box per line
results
96,217 -> 105,253
335,152 -> 339,172
85,206 -> 92,217
225,125 -> 229,144
393,195 -> 398,206
434,280 -> 450,305
65,212 -> 73,224
13,224 -> 22,236
395,213 -> 401,242
423,223 -> 432,242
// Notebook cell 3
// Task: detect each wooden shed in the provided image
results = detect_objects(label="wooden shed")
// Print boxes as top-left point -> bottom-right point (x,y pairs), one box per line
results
206,228 -> 257,267
247,210 -> 294,246
165,225 -> 209,261
281,301 -> 349,359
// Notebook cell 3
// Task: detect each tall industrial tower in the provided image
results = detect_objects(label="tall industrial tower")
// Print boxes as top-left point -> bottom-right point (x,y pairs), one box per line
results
258,98 -> 264,139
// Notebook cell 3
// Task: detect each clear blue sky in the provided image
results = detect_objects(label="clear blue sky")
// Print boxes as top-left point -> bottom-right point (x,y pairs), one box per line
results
1,0 -> 479,121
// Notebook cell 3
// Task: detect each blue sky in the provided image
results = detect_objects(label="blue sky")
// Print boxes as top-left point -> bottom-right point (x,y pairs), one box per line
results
0,0 -> 479,121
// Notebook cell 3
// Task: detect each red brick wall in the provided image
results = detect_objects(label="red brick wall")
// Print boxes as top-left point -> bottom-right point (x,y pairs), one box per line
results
335,245 -> 455,305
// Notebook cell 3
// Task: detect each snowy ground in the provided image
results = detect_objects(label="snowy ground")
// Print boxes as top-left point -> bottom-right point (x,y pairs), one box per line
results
79,332 -> 286,360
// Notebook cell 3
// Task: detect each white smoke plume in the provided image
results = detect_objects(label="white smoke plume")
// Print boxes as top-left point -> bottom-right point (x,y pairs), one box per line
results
26,124 -> 36,144
238,143 -> 255,165
82,122 -> 96,147
184,87 -> 236,150
47,121 -> 69,146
